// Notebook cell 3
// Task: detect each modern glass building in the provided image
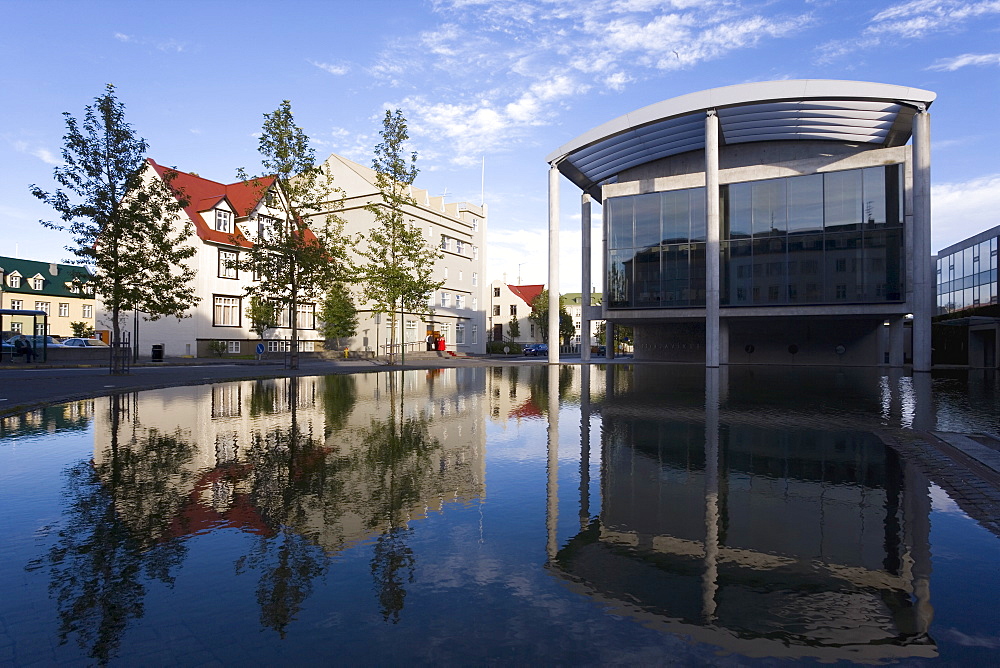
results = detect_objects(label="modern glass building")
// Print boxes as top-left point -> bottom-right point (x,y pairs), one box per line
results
546,80 -> 935,369
936,225 -> 999,314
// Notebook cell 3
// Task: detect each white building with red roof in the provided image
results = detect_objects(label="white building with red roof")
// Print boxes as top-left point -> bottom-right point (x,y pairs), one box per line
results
488,281 -> 545,345
112,155 -> 486,358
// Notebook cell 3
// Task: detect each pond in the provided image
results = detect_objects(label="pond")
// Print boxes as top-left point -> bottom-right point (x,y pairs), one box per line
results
1,365 -> 998,665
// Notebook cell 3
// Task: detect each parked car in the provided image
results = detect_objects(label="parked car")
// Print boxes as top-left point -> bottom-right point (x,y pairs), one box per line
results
62,337 -> 109,347
523,343 -> 549,356
33,335 -> 67,348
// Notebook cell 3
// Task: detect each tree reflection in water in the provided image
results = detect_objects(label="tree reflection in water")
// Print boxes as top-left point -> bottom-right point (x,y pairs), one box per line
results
358,372 -> 438,623
28,393 -> 195,664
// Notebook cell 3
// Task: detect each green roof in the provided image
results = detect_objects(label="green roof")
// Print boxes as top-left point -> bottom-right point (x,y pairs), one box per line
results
0,256 -> 93,299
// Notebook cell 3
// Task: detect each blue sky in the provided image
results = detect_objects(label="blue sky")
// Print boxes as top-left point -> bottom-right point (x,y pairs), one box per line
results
2,0 -> 999,291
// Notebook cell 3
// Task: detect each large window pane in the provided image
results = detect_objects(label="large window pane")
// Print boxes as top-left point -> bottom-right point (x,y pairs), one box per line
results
787,174 -> 823,233
662,190 -> 690,243
690,188 -> 706,242
724,239 -> 752,305
725,182 -> 752,239
608,249 -> 634,307
634,246 -> 663,306
824,169 -> 863,232
633,192 -> 661,248
752,179 -> 786,236
688,243 -> 706,306
862,166 -> 887,225
607,197 -> 633,250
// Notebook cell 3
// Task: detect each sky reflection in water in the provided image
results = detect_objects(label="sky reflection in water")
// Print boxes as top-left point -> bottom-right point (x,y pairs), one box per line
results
1,365 -> 998,665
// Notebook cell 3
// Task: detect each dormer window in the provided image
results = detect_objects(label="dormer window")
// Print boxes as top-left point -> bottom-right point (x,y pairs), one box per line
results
215,209 -> 233,233
32,277 -> 44,290
7,272 -> 21,288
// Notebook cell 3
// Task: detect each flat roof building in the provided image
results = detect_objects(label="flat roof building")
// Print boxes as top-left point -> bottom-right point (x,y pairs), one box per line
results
546,80 -> 936,369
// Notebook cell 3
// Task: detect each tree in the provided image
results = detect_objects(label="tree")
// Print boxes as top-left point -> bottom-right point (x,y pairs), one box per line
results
507,315 -> 521,340
237,100 -> 351,369
31,84 -> 198,349
529,289 -> 574,344
357,109 -> 443,364
246,295 -> 279,339
318,282 -> 358,349
70,321 -> 95,338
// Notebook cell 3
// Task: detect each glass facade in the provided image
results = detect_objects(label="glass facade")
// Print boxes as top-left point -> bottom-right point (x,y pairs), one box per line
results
936,233 -> 999,313
606,165 -> 905,308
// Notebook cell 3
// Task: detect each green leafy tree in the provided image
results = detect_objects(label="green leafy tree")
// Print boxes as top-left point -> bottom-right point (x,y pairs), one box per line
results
529,289 -> 574,344
507,315 -> 520,340
357,109 -> 443,364
318,282 -> 358,349
31,84 -> 198,348
237,100 -> 351,369
69,321 -> 95,338
246,295 -> 279,339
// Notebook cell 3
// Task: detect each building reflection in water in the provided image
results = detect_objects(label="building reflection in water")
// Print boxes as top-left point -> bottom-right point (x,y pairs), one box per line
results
549,364 -> 937,662
40,370 -> 486,659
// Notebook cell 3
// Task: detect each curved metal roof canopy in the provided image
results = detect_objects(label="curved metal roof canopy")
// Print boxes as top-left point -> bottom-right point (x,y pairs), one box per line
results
546,80 -> 936,199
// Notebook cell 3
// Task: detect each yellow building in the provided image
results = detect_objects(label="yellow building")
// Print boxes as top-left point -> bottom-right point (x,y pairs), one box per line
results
0,256 -> 95,337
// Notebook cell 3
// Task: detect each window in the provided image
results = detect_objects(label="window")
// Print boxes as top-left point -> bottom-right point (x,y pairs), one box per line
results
440,323 -> 451,342
473,245 -> 479,259
215,209 -> 233,233
267,340 -> 290,352
441,235 -> 449,250
35,301 -> 50,314
10,322 -> 21,333
472,298 -> 477,310
457,240 -> 465,255
83,304 -> 93,318
441,292 -> 451,307
472,219 -> 479,232
455,295 -> 464,309
510,304 -> 517,316
405,320 -> 417,342
456,323 -> 466,344
444,267 -> 449,280
219,249 -> 239,279
8,274 -> 20,288
493,305 -> 501,316
36,322 -> 48,336
493,287 -> 501,297
10,299 -> 22,310
256,215 -> 277,241
296,304 -> 315,330
471,325 -> 478,344
227,341 -> 241,354
214,296 -> 241,326
32,277 -> 43,290
458,270 -> 463,282
58,303 -> 69,317
472,272 -> 478,286
69,283 -> 79,294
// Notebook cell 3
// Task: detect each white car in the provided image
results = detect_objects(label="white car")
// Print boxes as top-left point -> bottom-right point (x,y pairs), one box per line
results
62,337 -> 109,347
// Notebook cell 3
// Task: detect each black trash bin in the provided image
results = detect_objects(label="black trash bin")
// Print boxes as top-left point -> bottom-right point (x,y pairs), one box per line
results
151,344 -> 164,362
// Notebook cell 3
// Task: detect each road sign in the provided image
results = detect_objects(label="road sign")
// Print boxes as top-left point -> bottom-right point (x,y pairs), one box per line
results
256,343 -> 265,355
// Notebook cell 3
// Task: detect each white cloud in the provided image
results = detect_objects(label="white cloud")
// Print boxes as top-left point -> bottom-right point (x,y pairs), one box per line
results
932,173 -> 1000,251
309,59 -> 350,75
818,1 -> 1000,62
377,0 -> 809,166
928,52 -> 1000,70
112,31 -> 185,52
13,140 -> 60,166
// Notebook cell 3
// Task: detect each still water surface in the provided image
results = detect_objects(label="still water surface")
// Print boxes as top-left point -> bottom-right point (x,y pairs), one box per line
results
1,365 -> 998,665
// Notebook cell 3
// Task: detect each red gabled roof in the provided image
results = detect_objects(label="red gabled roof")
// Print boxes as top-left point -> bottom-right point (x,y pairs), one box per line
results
509,284 -> 545,307
148,158 -> 276,248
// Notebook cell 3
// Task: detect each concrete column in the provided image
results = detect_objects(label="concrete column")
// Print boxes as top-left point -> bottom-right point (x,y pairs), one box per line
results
548,165 -> 561,364
581,193 -> 592,363
911,110 -> 932,372
605,319 -> 615,359
718,318 -> 729,365
705,111 -> 721,368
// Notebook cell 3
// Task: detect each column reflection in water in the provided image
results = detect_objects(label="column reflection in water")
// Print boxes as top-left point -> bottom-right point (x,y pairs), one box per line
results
546,365 -> 560,561
552,364 -> 938,662
579,364 -> 591,531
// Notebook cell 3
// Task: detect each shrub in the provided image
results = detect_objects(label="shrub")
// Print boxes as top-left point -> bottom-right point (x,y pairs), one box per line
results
207,340 -> 228,357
